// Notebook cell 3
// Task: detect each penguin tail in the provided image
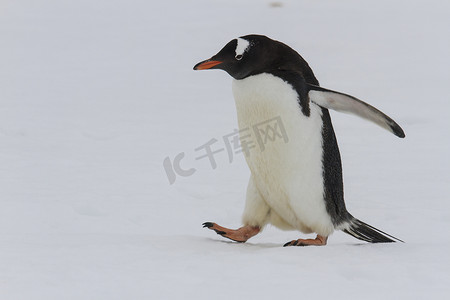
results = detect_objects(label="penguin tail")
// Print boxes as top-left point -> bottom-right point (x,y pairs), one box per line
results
342,215 -> 404,243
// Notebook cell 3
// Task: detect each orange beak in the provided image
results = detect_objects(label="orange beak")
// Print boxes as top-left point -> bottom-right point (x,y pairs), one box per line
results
193,59 -> 223,70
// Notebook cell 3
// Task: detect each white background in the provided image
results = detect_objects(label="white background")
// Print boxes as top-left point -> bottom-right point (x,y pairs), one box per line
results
1,0 -> 449,299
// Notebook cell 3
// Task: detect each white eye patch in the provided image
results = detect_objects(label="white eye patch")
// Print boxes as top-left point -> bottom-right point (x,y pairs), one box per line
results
235,37 -> 250,57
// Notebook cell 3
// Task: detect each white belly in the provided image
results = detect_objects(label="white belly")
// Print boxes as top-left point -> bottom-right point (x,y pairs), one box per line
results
232,73 -> 335,236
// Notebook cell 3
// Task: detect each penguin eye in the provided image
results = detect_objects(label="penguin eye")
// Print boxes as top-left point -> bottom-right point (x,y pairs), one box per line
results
235,54 -> 243,60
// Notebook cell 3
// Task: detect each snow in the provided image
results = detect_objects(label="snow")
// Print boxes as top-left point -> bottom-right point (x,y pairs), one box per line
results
1,0 -> 449,299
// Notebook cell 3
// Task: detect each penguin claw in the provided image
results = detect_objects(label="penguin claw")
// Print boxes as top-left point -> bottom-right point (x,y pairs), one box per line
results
284,240 -> 306,247
283,240 -> 298,247
214,230 -> 226,235
202,222 -> 214,228
203,222 -> 230,238
202,222 -> 261,243
203,222 -> 226,235
283,235 -> 328,247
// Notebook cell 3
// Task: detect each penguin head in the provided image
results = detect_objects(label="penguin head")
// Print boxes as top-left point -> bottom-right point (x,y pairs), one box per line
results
194,35 -> 295,80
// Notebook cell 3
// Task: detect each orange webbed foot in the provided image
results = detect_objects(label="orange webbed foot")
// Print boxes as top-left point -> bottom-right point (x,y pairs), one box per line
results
203,222 -> 260,243
283,235 -> 328,247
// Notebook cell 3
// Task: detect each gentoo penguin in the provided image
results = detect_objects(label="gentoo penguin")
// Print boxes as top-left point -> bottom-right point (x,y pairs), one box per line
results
193,35 -> 404,246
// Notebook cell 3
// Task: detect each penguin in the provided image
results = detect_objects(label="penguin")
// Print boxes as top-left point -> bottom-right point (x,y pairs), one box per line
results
193,35 -> 404,246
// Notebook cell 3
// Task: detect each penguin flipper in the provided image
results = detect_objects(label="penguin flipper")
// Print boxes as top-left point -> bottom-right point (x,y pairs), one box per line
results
307,84 -> 405,138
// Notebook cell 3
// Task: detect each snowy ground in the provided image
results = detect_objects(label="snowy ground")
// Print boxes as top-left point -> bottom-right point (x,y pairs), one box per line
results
1,0 -> 450,299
